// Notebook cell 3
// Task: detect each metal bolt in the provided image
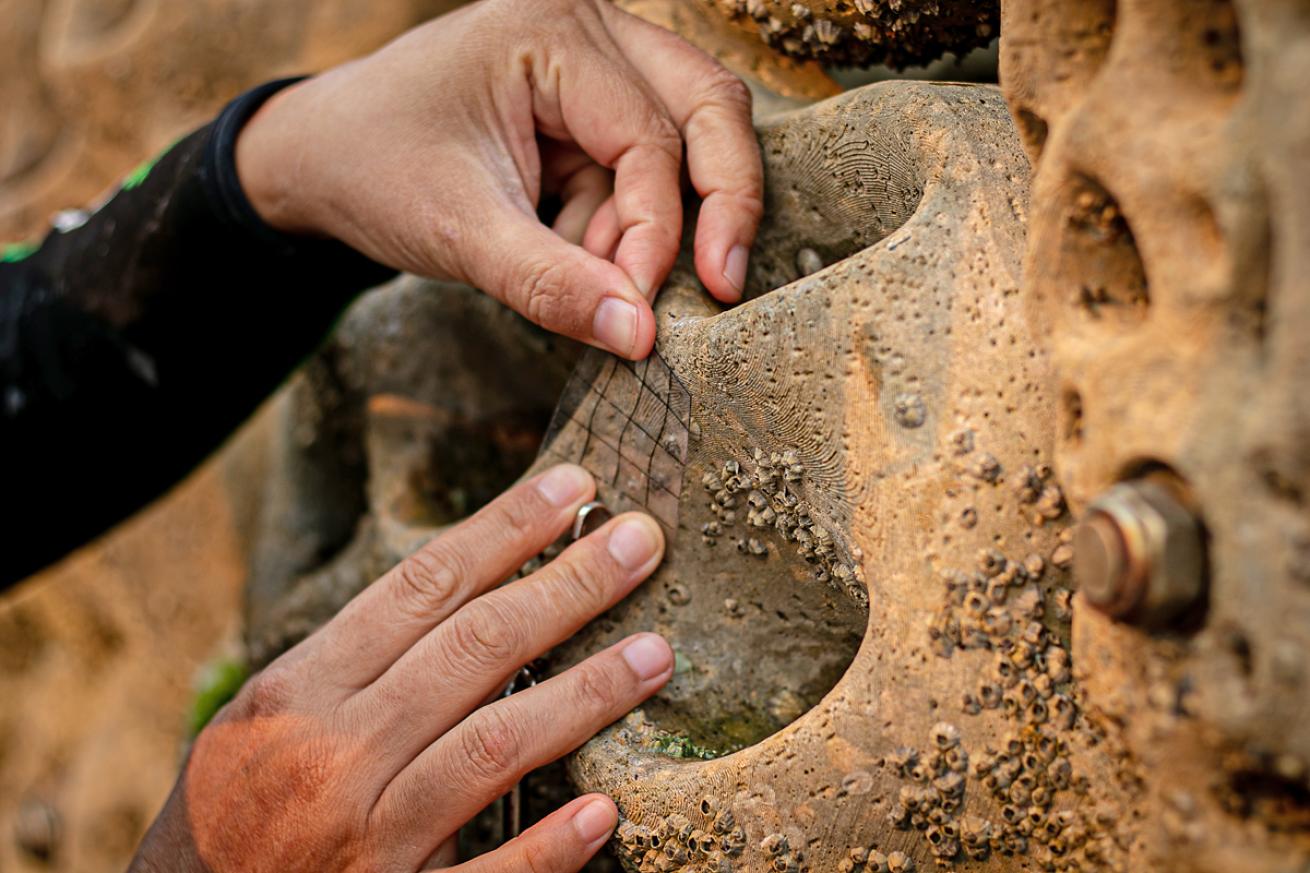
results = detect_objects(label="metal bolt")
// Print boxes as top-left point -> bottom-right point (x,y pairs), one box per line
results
1074,479 -> 1206,627
1075,513 -> 1134,613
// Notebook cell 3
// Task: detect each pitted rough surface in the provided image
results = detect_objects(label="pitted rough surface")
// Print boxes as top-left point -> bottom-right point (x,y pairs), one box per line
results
524,81 -> 1125,873
1002,0 -> 1310,869
698,0 -> 999,69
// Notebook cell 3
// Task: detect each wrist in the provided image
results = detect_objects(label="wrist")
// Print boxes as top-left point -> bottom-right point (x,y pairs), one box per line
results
234,80 -> 319,235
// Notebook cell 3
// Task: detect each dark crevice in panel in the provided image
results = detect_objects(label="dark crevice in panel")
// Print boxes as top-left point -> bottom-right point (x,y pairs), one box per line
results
1063,173 -> 1150,323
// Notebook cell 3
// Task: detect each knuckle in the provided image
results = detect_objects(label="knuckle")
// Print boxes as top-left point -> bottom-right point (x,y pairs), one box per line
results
643,112 -> 683,159
393,544 -> 464,620
548,548 -> 612,610
728,187 -> 765,221
521,841 -> 556,873
460,707 -> 522,784
231,666 -> 295,720
517,258 -> 573,328
701,67 -> 753,114
489,487 -> 541,547
449,597 -> 524,670
572,661 -> 622,713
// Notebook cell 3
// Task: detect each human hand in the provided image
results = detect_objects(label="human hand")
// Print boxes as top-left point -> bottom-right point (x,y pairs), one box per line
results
129,465 -> 671,873
235,0 -> 764,360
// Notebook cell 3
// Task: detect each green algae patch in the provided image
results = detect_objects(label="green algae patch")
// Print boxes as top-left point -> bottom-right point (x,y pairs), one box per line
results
188,658 -> 249,737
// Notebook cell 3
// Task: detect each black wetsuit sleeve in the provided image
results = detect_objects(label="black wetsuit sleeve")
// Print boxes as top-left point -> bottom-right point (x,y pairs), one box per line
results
0,78 -> 398,588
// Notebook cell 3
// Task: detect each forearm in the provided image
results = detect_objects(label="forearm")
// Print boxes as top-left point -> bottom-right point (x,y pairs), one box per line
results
0,79 -> 396,588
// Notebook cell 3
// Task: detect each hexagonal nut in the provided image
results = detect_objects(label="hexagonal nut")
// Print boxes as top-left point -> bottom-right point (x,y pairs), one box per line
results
1075,480 -> 1206,628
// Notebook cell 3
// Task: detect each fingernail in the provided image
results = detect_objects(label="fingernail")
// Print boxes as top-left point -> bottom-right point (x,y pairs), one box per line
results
621,633 -> 673,681
573,798 -> 617,845
537,464 -> 592,507
723,244 -> 748,296
593,297 -> 638,356
607,515 -> 661,570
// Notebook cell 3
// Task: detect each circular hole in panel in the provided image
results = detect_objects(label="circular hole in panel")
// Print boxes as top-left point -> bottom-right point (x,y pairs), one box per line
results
638,515 -> 869,755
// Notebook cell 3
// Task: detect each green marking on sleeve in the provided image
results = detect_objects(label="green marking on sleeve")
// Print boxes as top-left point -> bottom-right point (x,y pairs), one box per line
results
1,241 -> 38,263
120,135 -> 183,191
121,154 -> 161,191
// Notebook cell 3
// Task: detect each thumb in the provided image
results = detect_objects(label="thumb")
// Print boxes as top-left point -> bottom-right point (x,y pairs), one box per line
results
462,208 -> 657,360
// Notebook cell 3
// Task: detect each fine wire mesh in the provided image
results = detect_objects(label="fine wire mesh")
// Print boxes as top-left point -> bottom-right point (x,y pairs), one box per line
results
539,349 -> 691,534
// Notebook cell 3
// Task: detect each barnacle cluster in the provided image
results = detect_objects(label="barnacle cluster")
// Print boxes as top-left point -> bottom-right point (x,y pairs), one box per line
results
700,449 -> 866,602
615,797 -> 749,873
883,716 -> 1110,869
879,435 -> 1127,869
758,831 -> 804,873
702,0 -> 999,69
836,846 -> 917,872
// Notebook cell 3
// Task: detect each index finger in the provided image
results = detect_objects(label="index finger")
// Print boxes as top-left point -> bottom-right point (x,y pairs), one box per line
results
601,6 -> 765,303
533,34 -> 685,301
281,464 -> 595,690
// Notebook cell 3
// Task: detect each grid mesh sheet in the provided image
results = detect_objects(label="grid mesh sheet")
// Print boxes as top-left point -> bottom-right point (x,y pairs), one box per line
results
539,349 -> 691,533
